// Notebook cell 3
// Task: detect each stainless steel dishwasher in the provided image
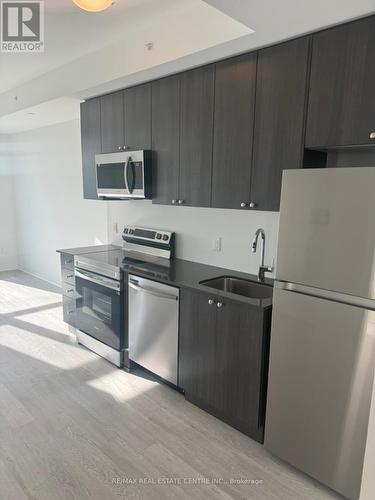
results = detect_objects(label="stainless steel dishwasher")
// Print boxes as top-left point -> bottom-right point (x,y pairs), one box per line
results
128,275 -> 179,385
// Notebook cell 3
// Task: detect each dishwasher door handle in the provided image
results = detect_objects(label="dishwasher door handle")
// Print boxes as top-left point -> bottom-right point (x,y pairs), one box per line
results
129,281 -> 178,301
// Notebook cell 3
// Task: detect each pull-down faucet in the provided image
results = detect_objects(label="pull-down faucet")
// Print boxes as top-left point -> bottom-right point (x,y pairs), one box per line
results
252,228 -> 274,281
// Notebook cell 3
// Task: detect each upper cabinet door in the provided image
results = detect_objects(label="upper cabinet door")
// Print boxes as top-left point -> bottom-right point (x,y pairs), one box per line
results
123,83 -> 151,150
251,37 -> 310,212
152,75 -> 180,205
306,16 -> 375,148
100,91 -> 125,153
179,65 -> 215,207
211,53 -> 257,209
80,98 -> 101,200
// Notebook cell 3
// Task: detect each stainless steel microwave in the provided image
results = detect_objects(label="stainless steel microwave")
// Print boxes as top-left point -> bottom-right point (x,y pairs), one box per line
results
95,150 -> 152,199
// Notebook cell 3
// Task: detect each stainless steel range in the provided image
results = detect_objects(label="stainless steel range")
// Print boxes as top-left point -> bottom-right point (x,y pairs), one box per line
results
73,226 -> 174,368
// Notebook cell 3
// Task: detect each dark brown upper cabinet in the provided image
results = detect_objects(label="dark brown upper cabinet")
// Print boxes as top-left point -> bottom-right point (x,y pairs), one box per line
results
100,91 -> 125,153
306,16 -> 375,148
151,75 -> 181,205
123,83 -> 151,150
80,98 -> 101,200
179,65 -> 215,207
211,53 -> 257,210
80,14 -> 375,205
251,37 -> 310,211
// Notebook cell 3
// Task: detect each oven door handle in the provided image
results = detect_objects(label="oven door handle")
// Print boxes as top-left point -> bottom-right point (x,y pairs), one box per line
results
129,281 -> 178,301
75,269 -> 121,293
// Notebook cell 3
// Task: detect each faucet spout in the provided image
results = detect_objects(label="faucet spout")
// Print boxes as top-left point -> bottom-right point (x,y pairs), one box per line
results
251,228 -> 273,281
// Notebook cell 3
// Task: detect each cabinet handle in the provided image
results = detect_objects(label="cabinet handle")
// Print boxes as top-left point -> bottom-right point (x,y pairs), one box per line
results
216,301 -> 223,309
249,202 -> 256,208
178,199 -> 185,205
370,132 -> 375,139
118,146 -> 122,151
66,275 -> 74,279
171,199 -> 177,205
208,299 -> 215,305
240,202 -> 247,208
66,289 -> 74,293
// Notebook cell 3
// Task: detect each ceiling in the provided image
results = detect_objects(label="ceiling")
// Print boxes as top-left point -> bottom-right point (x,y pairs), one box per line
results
0,0 -> 374,134
0,97 -> 81,134
0,0 -> 169,94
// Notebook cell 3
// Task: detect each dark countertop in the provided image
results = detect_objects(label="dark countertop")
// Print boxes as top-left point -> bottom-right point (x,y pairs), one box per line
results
57,244 -> 273,308
57,244 -> 119,256
125,258 -> 273,308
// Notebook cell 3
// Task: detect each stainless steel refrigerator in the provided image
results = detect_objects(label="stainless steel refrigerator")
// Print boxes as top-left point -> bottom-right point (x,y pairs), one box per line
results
265,167 -> 375,500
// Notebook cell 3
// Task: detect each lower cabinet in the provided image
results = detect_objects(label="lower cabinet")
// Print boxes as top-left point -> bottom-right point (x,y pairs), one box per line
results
60,253 -> 76,328
63,296 -> 76,326
179,288 -> 272,442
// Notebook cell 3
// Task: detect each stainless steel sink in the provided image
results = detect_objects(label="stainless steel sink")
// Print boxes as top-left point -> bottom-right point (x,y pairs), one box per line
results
200,276 -> 273,299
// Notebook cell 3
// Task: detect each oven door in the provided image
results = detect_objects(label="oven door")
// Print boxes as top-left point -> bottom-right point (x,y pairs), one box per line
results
75,268 -> 123,351
95,152 -> 145,199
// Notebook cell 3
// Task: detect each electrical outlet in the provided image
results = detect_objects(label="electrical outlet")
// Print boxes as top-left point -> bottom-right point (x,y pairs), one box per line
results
213,237 -> 222,252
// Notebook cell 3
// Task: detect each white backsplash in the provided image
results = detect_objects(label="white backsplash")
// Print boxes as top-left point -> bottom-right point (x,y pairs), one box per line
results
108,200 -> 279,277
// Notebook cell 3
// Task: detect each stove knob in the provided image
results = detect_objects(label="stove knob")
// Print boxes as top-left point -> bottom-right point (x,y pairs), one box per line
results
124,228 -> 129,234
162,234 -> 169,241
129,229 -> 134,234
156,234 -> 162,240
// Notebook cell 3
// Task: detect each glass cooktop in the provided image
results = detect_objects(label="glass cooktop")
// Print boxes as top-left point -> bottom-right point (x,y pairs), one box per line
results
78,248 -> 171,278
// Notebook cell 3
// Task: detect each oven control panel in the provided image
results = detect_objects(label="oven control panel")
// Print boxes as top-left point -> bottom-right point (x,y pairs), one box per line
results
122,226 -> 173,245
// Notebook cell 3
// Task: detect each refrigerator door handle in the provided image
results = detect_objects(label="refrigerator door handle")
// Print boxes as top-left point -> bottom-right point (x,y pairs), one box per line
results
275,280 -> 375,311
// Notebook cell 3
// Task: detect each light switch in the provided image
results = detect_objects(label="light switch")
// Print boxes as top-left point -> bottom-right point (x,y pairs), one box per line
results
213,237 -> 222,252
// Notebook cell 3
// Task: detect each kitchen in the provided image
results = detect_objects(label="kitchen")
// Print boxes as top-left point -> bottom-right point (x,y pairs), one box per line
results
0,1 -> 375,500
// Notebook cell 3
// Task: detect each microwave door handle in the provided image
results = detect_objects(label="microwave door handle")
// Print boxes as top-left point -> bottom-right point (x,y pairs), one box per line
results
124,156 -> 135,195
124,158 -> 130,194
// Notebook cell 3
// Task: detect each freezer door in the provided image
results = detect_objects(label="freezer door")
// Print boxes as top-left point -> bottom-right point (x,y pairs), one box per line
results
265,287 -> 375,500
276,167 -> 375,300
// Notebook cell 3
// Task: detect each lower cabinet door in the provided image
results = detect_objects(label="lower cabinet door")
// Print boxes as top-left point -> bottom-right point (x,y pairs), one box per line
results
214,299 -> 264,440
179,288 -> 267,442
178,288 -> 217,406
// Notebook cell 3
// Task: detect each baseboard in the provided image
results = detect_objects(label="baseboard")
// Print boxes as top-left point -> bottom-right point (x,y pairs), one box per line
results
0,265 -> 19,273
17,266 -> 61,290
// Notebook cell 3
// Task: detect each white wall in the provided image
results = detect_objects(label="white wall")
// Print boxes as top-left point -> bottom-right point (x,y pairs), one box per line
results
108,201 -> 279,277
0,135 -> 18,271
11,119 -> 108,285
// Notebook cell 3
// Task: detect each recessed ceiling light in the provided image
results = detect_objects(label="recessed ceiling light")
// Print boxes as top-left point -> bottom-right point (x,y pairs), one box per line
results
26,112 -> 36,116
73,0 -> 114,13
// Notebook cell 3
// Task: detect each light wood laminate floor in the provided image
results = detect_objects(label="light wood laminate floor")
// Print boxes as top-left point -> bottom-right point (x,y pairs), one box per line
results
0,270 -> 343,500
